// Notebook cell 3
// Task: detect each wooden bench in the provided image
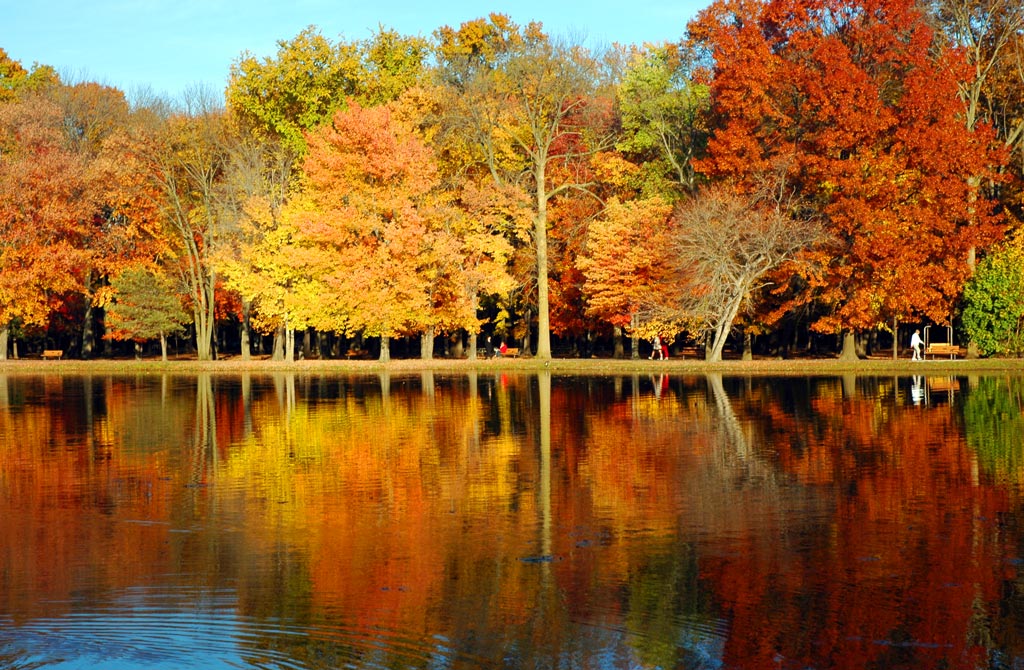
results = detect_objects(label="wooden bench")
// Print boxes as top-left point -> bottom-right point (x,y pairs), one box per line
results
42,349 -> 63,360
500,347 -> 520,358
925,342 -> 964,359
344,349 -> 368,359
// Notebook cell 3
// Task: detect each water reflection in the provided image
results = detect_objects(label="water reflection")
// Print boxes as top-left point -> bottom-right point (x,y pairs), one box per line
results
1,372 -> 1024,668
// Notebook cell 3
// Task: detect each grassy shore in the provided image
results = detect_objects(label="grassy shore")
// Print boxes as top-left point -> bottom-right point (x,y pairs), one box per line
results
2,354 -> 1024,377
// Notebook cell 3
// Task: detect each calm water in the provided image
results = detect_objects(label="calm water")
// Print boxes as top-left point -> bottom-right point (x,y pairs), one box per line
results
1,371 -> 1024,669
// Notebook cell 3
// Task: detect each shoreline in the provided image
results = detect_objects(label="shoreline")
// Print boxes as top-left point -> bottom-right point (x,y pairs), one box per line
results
2,355 -> 1023,377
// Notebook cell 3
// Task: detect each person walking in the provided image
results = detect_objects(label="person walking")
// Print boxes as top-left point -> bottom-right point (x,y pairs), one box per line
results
910,329 -> 923,361
650,335 -> 662,360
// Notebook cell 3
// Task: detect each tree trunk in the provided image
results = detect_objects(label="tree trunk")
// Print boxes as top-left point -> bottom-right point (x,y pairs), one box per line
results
468,331 -> 478,360
81,303 -> 95,359
421,329 -> 435,360
0,325 -> 8,361
742,331 -> 753,361
708,292 -> 745,362
134,341 -> 143,360
838,331 -> 860,361
285,327 -> 295,362
629,313 -> 640,359
240,298 -> 252,361
160,333 -> 168,362
521,307 -> 532,356
379,336 -> 391,362
534,165 -> 552,360
613,325 -> 625,359
451,333 -> 465,358
272,324 -> 285,361
892,317 -> 898,361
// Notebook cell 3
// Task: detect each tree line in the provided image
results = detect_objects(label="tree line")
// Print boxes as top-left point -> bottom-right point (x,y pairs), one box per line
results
1,0 -> 1022,362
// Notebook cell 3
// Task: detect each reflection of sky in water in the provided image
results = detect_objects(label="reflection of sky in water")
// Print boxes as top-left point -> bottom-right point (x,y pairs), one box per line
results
0,589 -> 256,669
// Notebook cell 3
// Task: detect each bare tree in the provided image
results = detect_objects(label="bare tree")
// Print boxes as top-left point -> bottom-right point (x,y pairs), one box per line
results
667,183 -> 824,362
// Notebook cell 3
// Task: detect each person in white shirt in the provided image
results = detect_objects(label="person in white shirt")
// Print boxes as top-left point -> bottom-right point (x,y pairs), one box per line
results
910,329 -> 923,361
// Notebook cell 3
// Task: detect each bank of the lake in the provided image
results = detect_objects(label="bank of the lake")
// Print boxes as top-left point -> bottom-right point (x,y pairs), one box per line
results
2,354 -> 1024,377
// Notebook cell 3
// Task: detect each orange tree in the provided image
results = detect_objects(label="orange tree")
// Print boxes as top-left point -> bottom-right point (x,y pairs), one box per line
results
690,0 -> 1006,357
0,93 -> 94,358
578,196 -> 676,358
282,100 -> 459,361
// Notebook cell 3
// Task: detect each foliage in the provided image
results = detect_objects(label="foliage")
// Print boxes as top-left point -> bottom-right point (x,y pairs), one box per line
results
579,196 -> 675,330
689,0 -> 1007,337
226,26 -> 364,153
435,14 -> 616,359
139,89 -> 231,360
961,243 -> 1024,356
105,266 -> 188,342
0,94 -> 94,334
616,43 -> 710,196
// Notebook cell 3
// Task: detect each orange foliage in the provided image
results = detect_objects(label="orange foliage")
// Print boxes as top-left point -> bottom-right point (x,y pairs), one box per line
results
691,0 -> 1007,331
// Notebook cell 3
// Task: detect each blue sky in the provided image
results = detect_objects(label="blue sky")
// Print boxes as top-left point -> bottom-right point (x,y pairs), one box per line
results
4,0 -> 709,100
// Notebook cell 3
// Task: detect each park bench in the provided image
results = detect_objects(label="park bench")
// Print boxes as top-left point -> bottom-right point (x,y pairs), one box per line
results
925,342 -> 964,359
41,349 -> 63,360
501,347 -> 520,358
344,348 -> 368,359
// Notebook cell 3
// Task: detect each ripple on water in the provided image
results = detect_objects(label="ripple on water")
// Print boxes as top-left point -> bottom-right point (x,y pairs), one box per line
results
0,587 -> 494,670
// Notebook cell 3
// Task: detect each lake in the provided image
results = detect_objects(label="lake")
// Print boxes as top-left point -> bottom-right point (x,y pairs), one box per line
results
1,371 -> 1023,669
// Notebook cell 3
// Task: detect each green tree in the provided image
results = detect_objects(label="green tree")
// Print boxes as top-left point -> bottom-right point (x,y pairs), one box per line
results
616,43 -> 709,196
105,266 -> 188,360
961,243 -> 1024,356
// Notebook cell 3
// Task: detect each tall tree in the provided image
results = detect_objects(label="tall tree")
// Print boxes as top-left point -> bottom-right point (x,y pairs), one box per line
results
689,0 -> 1006,357
436,15 -> 616,359
291,100 -> 451,361
0,94 -> 93,358
140,88 -> 231,361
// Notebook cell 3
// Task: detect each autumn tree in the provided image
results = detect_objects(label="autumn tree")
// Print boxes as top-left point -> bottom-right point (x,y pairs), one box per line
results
227,26 -> 364,155
139,88 -> 231,361
454,180 -> 529,358
215,128 -> 297,360
45,81 -> 165,358
0,93 -> 94,358
436,15 -> 616,359
578,196 -> 676,359
665,184 -> 824,362
286,100 -> 455,361
105,266 -> 188,360
0,48 -> 59,103
689,0 -> 1006,358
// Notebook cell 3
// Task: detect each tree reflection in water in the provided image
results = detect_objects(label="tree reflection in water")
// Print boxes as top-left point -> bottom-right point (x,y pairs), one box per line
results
1,372 -> 1024,668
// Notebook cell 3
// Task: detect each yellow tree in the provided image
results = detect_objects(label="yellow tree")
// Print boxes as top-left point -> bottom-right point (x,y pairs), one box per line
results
436,14 -> 616,359
296,100 -> 447,361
